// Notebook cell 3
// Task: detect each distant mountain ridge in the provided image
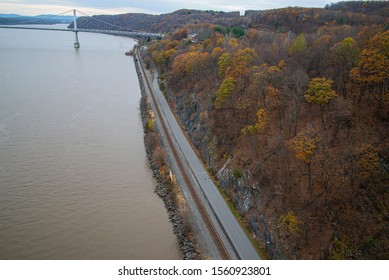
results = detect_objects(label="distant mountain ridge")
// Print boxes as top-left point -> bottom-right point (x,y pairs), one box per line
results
0,14 -> 22,18
0,14 -> 73,25
68,9 -> 241,33
68,2 -> 388,34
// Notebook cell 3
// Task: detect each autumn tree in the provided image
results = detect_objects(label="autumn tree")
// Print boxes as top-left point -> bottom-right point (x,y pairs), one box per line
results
152,48 -> 176,72
350,30 -> 388,118
215,77 -> 236,109
228,37 -> 239,47
279,211 -> 301,236
288,128 -> 320,191
217,48 -> 256,79
171,28 -> 188,40
241,108 -> 270,135
357,25 -> 384,50
211,47 -> 223,59
171,51 -> 208,81
305,77 -> 338,128
279,211 -> 302,254
249,64 -> 281,106
217,53 -> 232,77
288,33 -> 307,55
256,108 -> 270,131
230,48 -> 257,96
232,48 -> 256,73
305,77 -> 338,106
328,37 -> 359,97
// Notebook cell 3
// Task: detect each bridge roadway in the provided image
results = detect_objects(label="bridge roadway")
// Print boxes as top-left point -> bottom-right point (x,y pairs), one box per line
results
136,47 -> 260,260
0,25 -> 161,38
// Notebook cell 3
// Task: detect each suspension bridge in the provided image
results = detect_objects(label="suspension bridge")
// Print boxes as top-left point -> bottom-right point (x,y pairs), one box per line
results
0,9 -> 162,48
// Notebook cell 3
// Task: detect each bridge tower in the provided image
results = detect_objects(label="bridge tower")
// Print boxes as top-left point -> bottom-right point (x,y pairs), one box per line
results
73,9 -> 80,48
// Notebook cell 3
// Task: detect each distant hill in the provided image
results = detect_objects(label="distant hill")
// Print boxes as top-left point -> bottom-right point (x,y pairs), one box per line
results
246,2 -> 388,33
325,0 -> 389,17
68,2 -> 388,34
0,14 -> 22,18
68,9 -> 241,33
0,14 -> 73,25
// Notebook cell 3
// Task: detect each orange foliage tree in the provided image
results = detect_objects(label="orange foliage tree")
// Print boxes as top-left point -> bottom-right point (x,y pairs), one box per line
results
350,30 -> 388,118
288,128 -> 320,190
171,51 -> 208,81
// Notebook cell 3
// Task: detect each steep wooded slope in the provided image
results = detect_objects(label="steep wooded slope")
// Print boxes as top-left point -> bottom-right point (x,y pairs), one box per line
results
141,2 -> 388,259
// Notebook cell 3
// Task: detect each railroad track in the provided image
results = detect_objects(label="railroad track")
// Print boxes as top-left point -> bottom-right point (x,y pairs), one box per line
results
135,47 -> 230,260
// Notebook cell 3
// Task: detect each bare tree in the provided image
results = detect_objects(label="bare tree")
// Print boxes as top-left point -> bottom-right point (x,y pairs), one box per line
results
281,68 -> 310,138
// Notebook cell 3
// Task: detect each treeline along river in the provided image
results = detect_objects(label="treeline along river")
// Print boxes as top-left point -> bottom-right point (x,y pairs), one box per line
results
0,26 -> 180,259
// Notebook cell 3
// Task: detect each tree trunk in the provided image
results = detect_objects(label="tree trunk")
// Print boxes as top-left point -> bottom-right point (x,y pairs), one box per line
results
378,82 -> 384,120
321,106 -> 326,130
308,162 -> 313,197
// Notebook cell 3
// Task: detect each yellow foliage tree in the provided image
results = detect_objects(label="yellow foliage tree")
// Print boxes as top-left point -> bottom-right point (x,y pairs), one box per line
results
215,77 -> 236,109
288,128 -> 320,190
241,124 -> 257,135
211,47 -> 223,59
350,30 -> 388,117
305,77 -> 338,128
230,48 -> 257,77
288,33 -> 306,55
241,108 -> 270,135
279,211 -> 301,235
233,48 -> 256,67
166,40 -> 180,50
217,53 -> 232,78
155,49 -> 176,70
354,48 -> 387,84
256,108 -> 270,131
288,128 -> 319,164
228,38 -> 238,47
172,51 -> 208,79
305,77 -> 338,107
216,37 -> 225,47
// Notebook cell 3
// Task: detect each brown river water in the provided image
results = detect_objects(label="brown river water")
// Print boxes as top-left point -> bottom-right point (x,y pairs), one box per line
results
0,26 -> 180,259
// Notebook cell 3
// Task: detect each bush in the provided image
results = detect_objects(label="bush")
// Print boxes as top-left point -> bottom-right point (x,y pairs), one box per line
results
232,168 -> 243,178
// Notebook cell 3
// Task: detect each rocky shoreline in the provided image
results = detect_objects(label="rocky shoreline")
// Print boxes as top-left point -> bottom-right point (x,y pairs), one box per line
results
134,50 -> 200,260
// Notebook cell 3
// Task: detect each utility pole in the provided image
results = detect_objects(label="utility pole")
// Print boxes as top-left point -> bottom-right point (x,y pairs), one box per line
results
73,9 -> 80,48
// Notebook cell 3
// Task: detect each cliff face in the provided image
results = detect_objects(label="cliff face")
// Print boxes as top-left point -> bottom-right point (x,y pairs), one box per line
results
166,87 -> 282,259
142,2 -> 389,259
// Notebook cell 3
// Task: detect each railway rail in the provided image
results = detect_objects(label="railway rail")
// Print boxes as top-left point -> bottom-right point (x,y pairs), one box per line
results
135,46 -> 230,260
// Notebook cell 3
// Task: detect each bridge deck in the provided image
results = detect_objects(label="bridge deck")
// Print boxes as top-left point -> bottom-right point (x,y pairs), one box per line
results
0,25 -> 161,38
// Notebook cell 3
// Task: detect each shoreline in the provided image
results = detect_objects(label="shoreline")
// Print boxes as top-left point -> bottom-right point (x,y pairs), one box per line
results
133,49 -> 202,260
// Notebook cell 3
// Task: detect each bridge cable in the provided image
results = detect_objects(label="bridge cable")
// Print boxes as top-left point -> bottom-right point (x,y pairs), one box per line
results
75,9 -> 135,32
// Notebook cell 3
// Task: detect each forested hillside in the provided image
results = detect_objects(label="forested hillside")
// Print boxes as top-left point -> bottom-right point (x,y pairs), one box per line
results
139,1 -> 388,259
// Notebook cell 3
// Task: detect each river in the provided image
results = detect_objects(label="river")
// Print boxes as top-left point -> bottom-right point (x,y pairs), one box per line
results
0,26 -> 180,259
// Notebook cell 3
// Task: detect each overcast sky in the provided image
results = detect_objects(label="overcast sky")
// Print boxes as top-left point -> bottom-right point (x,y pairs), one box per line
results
1,0 -> 345,16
